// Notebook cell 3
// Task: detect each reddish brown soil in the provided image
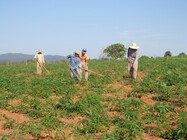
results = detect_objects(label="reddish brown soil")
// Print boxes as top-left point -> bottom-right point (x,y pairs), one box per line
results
105,82 -> 166,140
50,95 -> 62,101
141,94 -> 156,106
137,132 -> 165,140
182,107 -> 187,112
105,82 -> 132,99
60,115 -> 85,125
60,115 -> 85,139
108,111 -> 117,117
0,80 -> 177,140
107,82 -> 132,90
0,109 -> 33,140
0,109 -> 29,123
8,99 -> 21,107
0,115 -> 10,136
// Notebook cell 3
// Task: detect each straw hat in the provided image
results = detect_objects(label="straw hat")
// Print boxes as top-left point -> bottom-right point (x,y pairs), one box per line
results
129,43 -> 139,49
74,51 -> 79,55
37,49 -> 42,53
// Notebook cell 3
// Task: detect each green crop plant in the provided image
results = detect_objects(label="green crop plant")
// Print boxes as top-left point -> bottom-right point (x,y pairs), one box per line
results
18,121 -> 44,138
107,97 -> 144,139
0,94 -> 12,108
41,112 -> 62,130
55,96 -> 77,115
102,118 -> 143,140
161,112 -> 187,140
114,97 -> 144,113
161,71 -> 187,86
3,116 -> 15,129
30,78 -> 51,98
0,56 -> 187,139
77,109 -> 110,134
75,92 -> 106,115
145,102 -> 174,126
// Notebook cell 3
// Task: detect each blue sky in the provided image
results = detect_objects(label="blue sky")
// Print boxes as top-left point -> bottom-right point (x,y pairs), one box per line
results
0,0 -> 187,58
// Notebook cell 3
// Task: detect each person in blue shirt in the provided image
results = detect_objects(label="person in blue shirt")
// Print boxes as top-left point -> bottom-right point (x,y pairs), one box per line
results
67,51 -> 81,80
127,43 -> 139,79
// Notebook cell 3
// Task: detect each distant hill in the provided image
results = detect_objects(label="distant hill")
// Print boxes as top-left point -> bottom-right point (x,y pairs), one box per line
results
0,53 -> 66,63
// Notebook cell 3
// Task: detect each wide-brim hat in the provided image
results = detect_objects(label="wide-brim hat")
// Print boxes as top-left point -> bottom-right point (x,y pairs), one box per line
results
129,43 -> 139,49
74,51 -> 79,55
37,49 -> 42,53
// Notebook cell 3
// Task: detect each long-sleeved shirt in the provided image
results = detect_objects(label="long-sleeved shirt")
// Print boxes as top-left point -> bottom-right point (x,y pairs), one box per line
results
34,53 -> 45,64
127,48 -> 138,63
67,54 -> 80,69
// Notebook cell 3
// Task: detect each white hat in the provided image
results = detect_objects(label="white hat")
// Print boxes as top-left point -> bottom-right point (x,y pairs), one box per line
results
37,49 -> 42,53
74,51 -> 79,55
129,43 -> 139,49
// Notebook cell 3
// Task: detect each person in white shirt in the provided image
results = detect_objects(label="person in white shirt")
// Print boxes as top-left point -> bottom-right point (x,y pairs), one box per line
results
34,49 -> 45,75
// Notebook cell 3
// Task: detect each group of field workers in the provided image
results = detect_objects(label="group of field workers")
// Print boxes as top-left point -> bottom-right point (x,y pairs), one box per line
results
66,49 -> 89,81
34,42 -> 139,80
34,48 -> 89,81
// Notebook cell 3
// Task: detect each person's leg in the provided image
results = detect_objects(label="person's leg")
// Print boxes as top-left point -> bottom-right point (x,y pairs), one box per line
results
74,68 -> 80,79
85,69 -> 88,81
128,62 -> 131,77
36,63 -> 39,74
133,61 -> 138,79
70,71 -> 74,78
82,62 -> 88,81
39,66 -> 42,75
41,64 -> 43,75
79,63 -> 83,79
37,63 -> 42,75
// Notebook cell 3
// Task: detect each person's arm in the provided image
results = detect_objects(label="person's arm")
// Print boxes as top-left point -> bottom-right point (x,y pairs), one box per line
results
67,55 -> 70,59
66,55 -> 73,69
128,57 -> 131,63
43,54 -> 45,65
133,51 -> 138,64
127,48 -> 131,63
34,54 -> 38,61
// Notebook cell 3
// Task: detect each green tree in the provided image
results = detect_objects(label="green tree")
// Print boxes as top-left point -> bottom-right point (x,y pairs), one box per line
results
178,52 -> 186,57
164,51 -> 172,57
103,43 -> 127,60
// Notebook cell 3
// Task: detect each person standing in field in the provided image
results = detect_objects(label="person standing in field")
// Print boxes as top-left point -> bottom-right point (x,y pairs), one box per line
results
78,48 -> 89,81
67,51 -> 81,80
127,43 -> 139,79
34,49 -> 45,75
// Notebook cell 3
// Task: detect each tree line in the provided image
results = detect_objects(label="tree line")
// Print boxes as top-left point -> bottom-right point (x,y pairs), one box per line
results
101,43 -> 186,59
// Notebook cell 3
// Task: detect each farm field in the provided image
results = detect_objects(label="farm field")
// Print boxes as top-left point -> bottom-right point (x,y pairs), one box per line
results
0,56 -> 187,140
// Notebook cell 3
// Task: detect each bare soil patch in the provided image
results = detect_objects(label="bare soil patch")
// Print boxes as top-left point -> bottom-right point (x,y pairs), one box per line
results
141,94 -> 156,106
0,109 -> 29,123
138,71 -> 148,79
0,114 -> 11,136
60,116 -> 85,140
105,82 -> 132,99
60,115 -> 85,125
108,111 -> 117,117
137,132 -> 165,140
8,99 -> 21,107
